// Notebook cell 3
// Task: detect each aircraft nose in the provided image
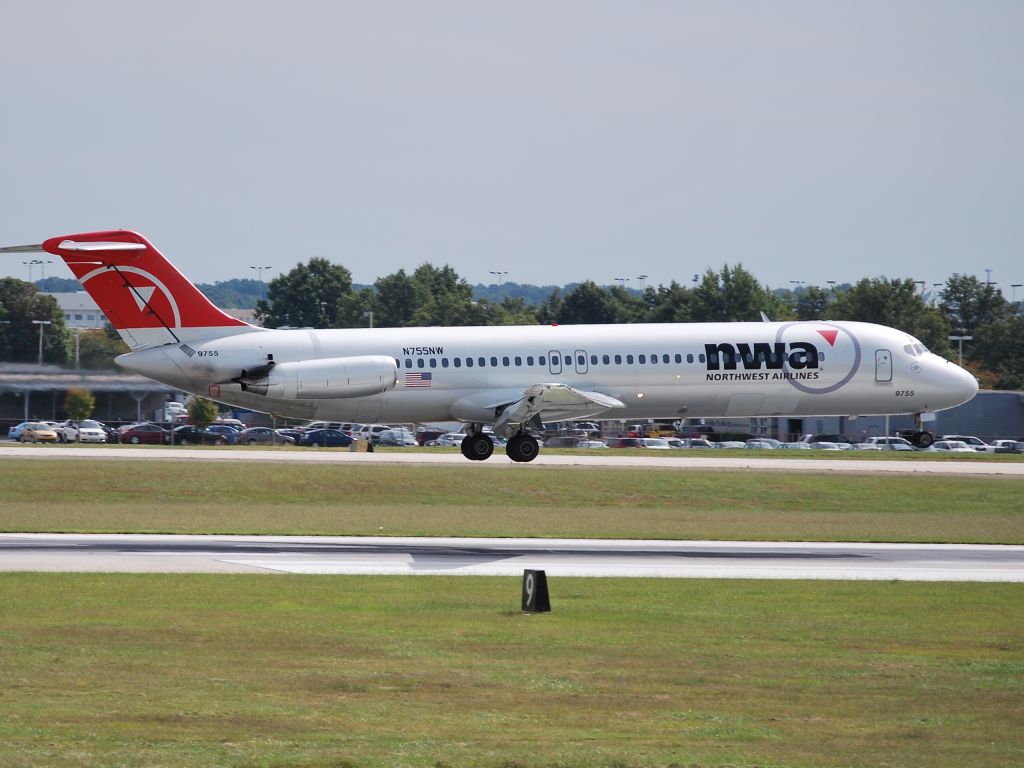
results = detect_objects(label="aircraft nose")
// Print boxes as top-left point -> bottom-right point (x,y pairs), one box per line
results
947,360 -> 979,405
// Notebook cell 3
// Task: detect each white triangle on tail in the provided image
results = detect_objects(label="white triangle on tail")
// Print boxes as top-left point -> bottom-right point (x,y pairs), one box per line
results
130,286 -> 156,312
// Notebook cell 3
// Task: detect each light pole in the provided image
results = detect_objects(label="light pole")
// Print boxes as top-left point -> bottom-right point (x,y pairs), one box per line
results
985,268 -> 993,286
32,319 -> 52,364
363,310 -> 374,329
614,277 -> 628,291
250,265 -> 272,300
636,274 -> 648,291
489,270 -> 508,286
23,259 -> 43,282
915,280 -> 925,294
1011,284 -> 1022,303
948,334 -> 972,367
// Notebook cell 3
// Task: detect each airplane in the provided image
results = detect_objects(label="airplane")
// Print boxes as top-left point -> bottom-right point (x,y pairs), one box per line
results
2,229 -> 979,461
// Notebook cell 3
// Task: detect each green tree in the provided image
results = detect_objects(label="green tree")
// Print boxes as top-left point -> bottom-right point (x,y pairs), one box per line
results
939,274 -> 1008,335
187,397 -> 220,429
64,388 -> 96,421
690,265 -> 791,322
829,278 -> 951,355
644,282 -> 692,323
791,285 -> 835,321
75,328 -> 130,369
255,258 -> 353,329
410,263 -> 476,326
0,277 -> 70,363
972,316 -> 1024,390
558,281 -> 619,324
373,270 -> 419,327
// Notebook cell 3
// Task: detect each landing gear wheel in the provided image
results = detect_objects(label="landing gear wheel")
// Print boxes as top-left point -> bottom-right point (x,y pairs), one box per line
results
506,433 -> 540,463
912,431 -> 933,448
461,433 -> 494,461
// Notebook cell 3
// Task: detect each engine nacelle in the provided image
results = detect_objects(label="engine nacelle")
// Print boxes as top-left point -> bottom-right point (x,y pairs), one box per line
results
237,355 -> 398,399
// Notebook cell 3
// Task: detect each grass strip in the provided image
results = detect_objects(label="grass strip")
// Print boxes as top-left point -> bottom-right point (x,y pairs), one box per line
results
1,460 -> 1021,542
0,574 -> 1021,768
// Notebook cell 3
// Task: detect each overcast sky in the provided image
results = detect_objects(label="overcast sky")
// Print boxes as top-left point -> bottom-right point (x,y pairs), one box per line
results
2,2 -> 1021,295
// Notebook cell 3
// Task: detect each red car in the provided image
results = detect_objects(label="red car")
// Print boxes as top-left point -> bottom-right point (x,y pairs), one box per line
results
119,422 -> 170,445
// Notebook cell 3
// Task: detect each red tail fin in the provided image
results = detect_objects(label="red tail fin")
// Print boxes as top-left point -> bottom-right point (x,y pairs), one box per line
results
42,230 -> 255,349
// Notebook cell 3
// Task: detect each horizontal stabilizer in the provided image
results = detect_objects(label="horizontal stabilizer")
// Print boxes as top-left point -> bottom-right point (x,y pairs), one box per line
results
57,240 -> 147,252
0,243 -> 45,253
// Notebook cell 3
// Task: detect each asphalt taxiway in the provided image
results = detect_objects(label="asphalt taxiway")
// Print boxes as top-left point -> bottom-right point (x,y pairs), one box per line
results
2,534 -> 1022,581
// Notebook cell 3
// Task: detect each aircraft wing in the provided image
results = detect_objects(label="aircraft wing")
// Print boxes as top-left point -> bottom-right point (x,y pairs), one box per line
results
490,383 -> 625,437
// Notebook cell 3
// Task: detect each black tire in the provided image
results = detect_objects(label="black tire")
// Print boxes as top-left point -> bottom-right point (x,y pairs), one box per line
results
311,441 -> 320,447
180,439 -> 189,446
130,436 -> 141,445
506,434 -> 540,463
247,439 -> 258,445
461,433 -> 494,461
914,431 -> 934,448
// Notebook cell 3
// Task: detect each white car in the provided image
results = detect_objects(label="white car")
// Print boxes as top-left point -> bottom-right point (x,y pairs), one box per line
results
54,419 -> 108,443
427,432 -> 467,447
638,438 -> 672,449
928,440 -> 979,453
940,435 -> 991,452
857,436 -> 916,451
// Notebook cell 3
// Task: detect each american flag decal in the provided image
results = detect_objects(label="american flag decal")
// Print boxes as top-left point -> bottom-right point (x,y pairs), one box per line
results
405,372 -> 433,388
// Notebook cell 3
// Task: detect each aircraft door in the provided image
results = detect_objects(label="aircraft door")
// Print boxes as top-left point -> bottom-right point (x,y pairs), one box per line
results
574,349 -> 588,375
875,349 -> 893,382
548,350 -> 562,376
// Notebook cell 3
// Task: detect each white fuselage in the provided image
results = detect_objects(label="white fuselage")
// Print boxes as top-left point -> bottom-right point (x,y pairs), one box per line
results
117,320 -> 979,426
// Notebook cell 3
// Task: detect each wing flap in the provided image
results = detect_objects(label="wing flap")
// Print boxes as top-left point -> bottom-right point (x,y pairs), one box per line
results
491,383 -> 625,437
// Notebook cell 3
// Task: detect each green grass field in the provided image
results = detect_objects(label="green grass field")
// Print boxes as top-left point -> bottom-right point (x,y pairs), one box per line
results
1,575 -> 1021,768
2,459 -> 1022,542
2,458 -> 1022,767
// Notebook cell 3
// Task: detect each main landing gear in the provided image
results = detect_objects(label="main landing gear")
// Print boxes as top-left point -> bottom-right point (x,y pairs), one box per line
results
459,427 -> 540,463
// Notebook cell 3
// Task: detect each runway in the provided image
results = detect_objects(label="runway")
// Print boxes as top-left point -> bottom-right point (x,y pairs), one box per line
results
2,534 -> 1022,581
3,444 -> 1024,475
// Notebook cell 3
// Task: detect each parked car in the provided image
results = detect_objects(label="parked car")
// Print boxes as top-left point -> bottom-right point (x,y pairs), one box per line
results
426,432 -> 467,447
173,425 -> 236,445
638,438 -> 673,449
204,424 -> 240,444
8,422 -> 32,441
54,419 -> 108,443
377,428 -> 418,446
940,435 -> 991,452
298,428 -> 353,448
605,437 -> 642,448
353,424 -> 392,443
745,438 -> 780,449
238,427 -> 296,445
927,440 -> 978,453
681,438 -> 715,448
856,436 -> 916,451
120,422 -> 170,445
18,422 -> 59,443
578,439 -> 608,449
800,434 -> 854,448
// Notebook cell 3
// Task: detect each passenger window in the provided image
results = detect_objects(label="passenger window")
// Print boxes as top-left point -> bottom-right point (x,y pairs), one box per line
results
539,355 -> 546,366
490,357 -> 497,367
687,354 -> 693,363
502,356 -> 509,366
699,354 -> 706,363
639,354 -> 646,364
590,354 -> 597,365
454,358 -> 462,368
564,355 -> 571,365
626,354 -> 634,364
479,357 -> 486,367
527,356 -> 534,366
429,359 -> 437,368
614,354 -> 622,364
417,358 -> 425,369
442,358 -> 449,368
405,359 -> 412,368
602,354 -> 610,365
466,358 -> 474,367
514,356 -> 522,366
651,354 -> 658,364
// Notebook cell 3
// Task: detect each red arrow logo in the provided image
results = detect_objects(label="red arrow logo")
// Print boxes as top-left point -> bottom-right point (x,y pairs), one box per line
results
817,329 -> 838,346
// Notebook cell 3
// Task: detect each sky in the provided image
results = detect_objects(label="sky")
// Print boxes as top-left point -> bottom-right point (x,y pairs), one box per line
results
2,2 -> 1021,295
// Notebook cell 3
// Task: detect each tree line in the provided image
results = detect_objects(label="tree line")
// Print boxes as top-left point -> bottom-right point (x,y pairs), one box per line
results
3,261 -> 1021,389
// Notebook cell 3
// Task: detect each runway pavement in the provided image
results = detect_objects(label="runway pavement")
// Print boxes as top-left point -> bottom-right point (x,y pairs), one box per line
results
2,534 -> 1023,581
3,444 -> 1024,475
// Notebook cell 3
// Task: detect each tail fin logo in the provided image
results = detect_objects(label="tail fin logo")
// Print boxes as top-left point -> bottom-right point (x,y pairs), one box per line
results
76,265 -> 182,329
